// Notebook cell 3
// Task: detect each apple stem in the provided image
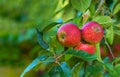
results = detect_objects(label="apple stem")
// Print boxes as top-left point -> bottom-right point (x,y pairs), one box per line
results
104,36 -> 115,58
96,43 -> 103,62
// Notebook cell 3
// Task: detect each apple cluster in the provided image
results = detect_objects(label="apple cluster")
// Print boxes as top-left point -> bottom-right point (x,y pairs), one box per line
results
57,21 -> 104,54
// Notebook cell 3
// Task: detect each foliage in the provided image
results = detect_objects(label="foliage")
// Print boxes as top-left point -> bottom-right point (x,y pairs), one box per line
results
20,0 -> 120,76
0,0 -> 120,77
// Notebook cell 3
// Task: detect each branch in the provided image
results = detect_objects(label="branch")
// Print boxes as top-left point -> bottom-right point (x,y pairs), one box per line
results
104,36 -> 115,58
95,0 -> 105,16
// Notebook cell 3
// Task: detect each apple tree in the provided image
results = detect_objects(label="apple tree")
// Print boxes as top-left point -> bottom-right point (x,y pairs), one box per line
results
20,0 -> 120,77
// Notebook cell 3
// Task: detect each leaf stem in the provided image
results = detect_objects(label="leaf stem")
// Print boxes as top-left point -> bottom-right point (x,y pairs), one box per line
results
95,43 -> 103,62
104,36 -> 115,58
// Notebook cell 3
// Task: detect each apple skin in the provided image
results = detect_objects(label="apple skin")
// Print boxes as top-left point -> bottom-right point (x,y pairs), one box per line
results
57,23 -> 81,47
81,21 -> 104,43
100,46 -> 108,58
74,42 -> 96,54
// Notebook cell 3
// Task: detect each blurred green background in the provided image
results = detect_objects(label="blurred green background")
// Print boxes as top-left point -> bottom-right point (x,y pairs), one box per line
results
0,0 -> 62,77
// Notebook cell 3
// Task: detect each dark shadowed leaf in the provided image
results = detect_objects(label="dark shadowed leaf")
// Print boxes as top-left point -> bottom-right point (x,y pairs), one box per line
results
60,62 -> 71,77
42,22 -> 60,32
36,28 -> 49,50
65,49 -> 97,61
20,56 -> 55,77
71,62 -> 84,77
105,26 -> 114,45
49,66 -> 65,77
85,61 -> 103,77
20,55 -> 47,77
110,0 -> 119,11
70,0 -> 91,13
114,30 -> 120,36
104,63 -> 119,77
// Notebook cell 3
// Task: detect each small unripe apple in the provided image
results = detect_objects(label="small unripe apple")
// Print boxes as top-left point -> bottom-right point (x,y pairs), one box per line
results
57,23 -> 81,47
74,42 -> 96,54
81,21 -> 104,43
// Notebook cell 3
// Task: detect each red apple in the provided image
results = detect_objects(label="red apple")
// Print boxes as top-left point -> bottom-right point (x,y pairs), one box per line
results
57,23 -> 81,47
81,21 -> 104,43
74,42 -> 96,54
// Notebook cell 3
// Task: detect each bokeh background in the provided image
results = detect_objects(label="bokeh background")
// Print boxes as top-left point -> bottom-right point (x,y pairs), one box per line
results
0,0 -> 61,77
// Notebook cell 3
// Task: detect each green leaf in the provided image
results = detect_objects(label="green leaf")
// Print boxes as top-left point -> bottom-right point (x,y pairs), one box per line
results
92,16 -> 114,27
71,62 -> 84,77
20,55 -> 47,77
114,30 -> 120,36
115,64 -> 120,74
49,66 -> 65,77
27,0 -> 58,21
62,4 -> 76,22
42,22 -> 60,32
104,63 -> 119,77
65,54 -> 72,61
89,2 -> 96,15
110,0 -> 119,11
70,0 -> 91,13
113,3 -> 120,15
36,28 -> 49,50
95,43 -> 102,62
112,58 -> 120,64
66,49 -> 97,61
86,61 -> 103,77
60,62 -> 71,77
105,26 -> 114,45
49,36 -> 64,54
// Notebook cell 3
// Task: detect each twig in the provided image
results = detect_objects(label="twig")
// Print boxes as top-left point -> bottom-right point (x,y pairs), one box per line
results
95,0 -> 105,16
55,53 -> 64,63
104,36 -> 115,58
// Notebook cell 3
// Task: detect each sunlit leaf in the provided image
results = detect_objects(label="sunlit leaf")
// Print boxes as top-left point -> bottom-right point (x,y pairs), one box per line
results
113,3 -> 120,15
62,4 -> 76,22
65,54 -> 72,61
95,43 -> 102,62
105,26 -> 114,45
92,16 -> 115,27
70,0 -> 91,13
